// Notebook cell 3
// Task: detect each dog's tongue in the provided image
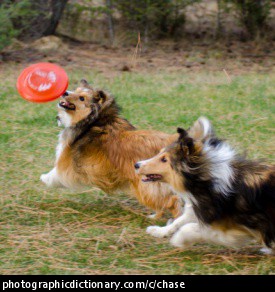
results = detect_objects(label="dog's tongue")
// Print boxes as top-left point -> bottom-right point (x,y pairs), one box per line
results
60,100 -> 70,107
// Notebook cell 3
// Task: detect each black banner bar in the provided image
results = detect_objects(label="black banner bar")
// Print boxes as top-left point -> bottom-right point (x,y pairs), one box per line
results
0,275 -> 274,291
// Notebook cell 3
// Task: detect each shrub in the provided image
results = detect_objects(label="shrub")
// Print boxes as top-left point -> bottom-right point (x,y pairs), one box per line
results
226,0 -> 272,38
0,0 -> 35,51
114,0 -> 202,39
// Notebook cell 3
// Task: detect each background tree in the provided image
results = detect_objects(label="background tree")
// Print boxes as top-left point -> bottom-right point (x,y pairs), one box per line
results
11,0 -> 69,40
226,0 -> 272,38
114,0 -> 202,39
0,0 -> 35,51
43,0 -> 69,36
106,0 -> 115,45
1,0 -> 274,52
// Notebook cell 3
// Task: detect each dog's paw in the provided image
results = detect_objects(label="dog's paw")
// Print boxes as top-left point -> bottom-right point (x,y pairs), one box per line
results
40,168 -> 62,188
259,247 -> 274,255
40,172 -> 58,187
146,226 -> 169,238
40,173 -> 50,185
147,213 -> 157,219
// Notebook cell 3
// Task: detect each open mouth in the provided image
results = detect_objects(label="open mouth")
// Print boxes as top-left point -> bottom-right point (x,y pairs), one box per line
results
59,100 -> 76,110
142,174 -> 163,182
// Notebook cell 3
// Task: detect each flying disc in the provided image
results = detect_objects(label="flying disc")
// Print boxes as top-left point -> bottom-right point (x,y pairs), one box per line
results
17,63 -> 68,103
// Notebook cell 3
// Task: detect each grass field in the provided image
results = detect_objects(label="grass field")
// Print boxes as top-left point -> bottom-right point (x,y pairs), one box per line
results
0,61 -> 275,275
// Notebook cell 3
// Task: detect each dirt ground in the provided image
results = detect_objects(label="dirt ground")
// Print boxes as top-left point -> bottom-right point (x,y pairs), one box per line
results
1,37 -> 275,78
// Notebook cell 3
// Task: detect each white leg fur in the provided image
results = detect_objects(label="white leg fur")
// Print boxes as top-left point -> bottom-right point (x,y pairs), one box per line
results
260,247 -> 274,255
146,203 -> 197,238
169,223 -> 254,249
170,223 -> 202,248
40,167 -> 63,188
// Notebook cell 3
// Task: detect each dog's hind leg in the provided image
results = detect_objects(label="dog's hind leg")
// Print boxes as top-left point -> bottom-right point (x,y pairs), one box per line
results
259,247 -> 274,255
166,195 -> 183,218
149,194 -> 182,220
40,167 -> 63,188
146,203 -> 197,238
170,223 -> 254,249
169,223 -> 224,248
260,239 -> 275,255
132,182 -> 166,219
169,222 -> 203,248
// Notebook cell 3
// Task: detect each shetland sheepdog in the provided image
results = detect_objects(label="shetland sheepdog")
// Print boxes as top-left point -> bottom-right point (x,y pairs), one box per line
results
40,79 -> 182,219
135,117 -> 275,254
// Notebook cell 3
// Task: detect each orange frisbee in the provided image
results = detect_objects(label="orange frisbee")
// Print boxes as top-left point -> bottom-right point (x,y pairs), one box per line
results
17,63 -> 69,103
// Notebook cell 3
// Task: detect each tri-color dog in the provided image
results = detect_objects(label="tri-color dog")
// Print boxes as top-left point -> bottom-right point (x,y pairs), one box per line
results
136,117 -> 275,254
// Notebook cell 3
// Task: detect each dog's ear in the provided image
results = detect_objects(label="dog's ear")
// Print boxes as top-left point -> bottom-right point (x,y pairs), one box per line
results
80,79 -> 92,89
177,127 -> 188,140
92,90 -> 107,105
188,117 -> 214,141
181,137 -> 195,157
177,128 -> 195,157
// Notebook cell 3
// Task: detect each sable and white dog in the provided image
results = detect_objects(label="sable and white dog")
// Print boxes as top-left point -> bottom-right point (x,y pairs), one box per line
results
135,117 -> 275,254
40,80 -> 182,219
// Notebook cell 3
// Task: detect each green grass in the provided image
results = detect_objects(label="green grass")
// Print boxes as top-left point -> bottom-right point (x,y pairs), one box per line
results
0,63 -> 275,275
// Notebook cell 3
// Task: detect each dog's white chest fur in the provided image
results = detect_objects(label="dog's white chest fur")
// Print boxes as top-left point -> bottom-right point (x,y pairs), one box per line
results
58,110 -> 72,128
40,131 -> 66,188
56,131 -> 65,162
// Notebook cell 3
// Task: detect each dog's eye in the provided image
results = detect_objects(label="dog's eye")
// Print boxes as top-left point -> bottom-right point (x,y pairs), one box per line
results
161,157 -> 167,163
79,96 -> 85,101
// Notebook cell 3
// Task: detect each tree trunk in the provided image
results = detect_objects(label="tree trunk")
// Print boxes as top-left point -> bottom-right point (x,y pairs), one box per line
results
11,0 -> 69,40
43,0 -> 69,36
106,0 -> 115,45
215,0 -> 222,39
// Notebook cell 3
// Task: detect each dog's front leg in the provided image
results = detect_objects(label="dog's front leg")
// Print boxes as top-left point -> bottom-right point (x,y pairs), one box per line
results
40,167 -> 63,188
146,203 -> 197,238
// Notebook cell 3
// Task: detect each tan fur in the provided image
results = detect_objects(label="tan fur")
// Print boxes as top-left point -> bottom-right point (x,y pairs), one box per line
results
211,220 -> 262,244
54,82 -> 182,218
243,166 -> 274,189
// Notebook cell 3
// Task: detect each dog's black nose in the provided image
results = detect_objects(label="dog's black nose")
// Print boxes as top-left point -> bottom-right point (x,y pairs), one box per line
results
134,163 -> 140,170
62,91 -> 69,97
